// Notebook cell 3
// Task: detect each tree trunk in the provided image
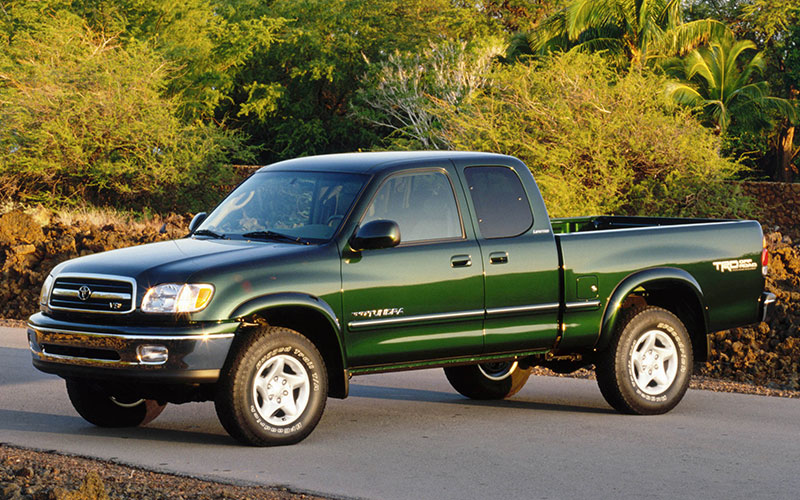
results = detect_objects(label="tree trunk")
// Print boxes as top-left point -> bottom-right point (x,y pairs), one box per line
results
777,125 -> 798,182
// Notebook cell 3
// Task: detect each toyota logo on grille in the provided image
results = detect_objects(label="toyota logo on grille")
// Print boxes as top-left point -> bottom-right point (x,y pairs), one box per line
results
77,285 -> 93,301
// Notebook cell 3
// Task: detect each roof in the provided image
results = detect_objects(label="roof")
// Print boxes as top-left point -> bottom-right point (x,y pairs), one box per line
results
257,151 -> 514,174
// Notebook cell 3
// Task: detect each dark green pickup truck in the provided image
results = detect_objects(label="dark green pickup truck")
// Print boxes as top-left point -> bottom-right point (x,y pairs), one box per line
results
28,151 -> 774,446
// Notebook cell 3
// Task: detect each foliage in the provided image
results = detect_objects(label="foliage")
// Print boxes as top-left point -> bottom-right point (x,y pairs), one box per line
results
683,0 -> 800,180
665,32 -> 796,134
478,0 -> 567,32
0,11 -> 252,212
63,0 -> 285,122
510,0 -> 728,69
211,0 -> 498,162
352,40 -> 505,149
430,52 -> 752,218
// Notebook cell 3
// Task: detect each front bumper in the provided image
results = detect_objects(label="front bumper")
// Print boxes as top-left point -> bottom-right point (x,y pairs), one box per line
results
759,292 -> 777,323
27,312 -> 238,383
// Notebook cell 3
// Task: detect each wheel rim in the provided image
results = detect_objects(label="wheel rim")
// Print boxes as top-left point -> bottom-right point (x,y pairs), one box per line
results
630,329 -> 678,395
252,354 -> 310,426
110,397 -> 145,408
477,361 -> 518,381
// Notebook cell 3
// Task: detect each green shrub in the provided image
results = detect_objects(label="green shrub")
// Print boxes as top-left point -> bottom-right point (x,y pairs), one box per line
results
431,52 -> 755,218
0,12 -> 251,213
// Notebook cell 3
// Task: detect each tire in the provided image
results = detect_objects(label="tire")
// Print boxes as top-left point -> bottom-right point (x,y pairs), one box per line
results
444,360 -> 531,400
65,379 -> 166,427
214,326 -> 328,446
596,306 -> 693,415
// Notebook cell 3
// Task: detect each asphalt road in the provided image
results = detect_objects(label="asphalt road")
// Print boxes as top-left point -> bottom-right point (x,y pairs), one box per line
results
2,325 -> 799,500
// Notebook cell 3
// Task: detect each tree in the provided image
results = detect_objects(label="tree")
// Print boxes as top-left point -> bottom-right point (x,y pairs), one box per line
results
352,40 -> 505,149
0,10 -> 251,211
210,0 -> 499,162
682,0 -> 800,180
665,33 -> 795,135
429,52 -> 753,218
511,0 -> 728,69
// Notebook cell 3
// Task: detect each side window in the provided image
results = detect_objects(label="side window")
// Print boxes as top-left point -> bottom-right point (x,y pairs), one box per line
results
464,166 -> 533,239
363,170 -> 462,243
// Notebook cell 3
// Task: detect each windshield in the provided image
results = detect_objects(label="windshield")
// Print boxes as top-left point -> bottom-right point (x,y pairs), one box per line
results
197,170 -> 367,243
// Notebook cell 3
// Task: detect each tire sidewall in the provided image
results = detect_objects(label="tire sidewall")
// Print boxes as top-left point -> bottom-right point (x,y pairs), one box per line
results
617,310 -> 691,414
233,331 -> 327,445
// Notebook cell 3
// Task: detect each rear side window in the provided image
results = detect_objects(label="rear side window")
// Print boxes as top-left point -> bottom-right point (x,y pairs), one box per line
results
464,166 -> 533,239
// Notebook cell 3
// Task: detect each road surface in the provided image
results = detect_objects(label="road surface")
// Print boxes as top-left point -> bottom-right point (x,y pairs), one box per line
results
2,326 -> 799,499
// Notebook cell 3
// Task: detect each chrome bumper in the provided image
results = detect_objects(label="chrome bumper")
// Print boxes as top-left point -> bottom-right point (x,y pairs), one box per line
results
27,314 -> 238,382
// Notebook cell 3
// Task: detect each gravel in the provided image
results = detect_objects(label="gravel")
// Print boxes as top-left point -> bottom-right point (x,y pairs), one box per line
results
0,444 -> 330,500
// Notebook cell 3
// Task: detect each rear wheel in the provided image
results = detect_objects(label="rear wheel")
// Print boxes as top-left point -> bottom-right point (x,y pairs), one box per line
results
215,326 -> 328,446
444,360 -> 531,400
66,379 -> 165,427
596,306 -> 692,415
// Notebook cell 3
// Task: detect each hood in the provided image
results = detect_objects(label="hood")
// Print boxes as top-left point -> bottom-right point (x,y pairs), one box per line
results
55,237 -> 317,288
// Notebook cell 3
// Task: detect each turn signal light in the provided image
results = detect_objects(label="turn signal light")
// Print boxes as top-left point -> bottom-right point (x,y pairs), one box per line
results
761,237 -> 769,276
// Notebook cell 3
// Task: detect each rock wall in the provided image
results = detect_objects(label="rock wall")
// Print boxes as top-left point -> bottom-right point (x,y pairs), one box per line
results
0,209 -> 188,319
740,181 -> 800,240
701,232 -> 800,390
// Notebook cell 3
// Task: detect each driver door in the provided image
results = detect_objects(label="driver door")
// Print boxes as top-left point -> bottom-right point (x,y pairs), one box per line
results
341,167 -> 485,367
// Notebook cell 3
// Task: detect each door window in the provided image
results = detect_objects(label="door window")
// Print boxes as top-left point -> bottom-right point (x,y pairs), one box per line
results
362,170 -> 463,243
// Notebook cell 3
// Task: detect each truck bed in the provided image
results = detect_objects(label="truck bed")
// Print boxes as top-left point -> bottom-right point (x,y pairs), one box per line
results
551,216 -> 765,350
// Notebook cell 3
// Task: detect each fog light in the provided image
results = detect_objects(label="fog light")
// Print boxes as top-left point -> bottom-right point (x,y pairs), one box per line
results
137,345 -> 168,365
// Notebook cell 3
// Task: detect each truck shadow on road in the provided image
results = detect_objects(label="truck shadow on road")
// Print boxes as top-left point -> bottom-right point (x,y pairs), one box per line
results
0,409 -> 234,446
349,384 -> 615,414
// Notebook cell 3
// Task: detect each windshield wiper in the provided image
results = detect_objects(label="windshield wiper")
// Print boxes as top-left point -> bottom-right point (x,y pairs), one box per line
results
192,229 -> 227,239
242,230 -> 310,245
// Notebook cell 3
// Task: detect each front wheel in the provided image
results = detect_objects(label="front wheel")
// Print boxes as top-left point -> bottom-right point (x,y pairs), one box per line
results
444,360 -> 531,400
596,306 -> 693,415
66,379 -> 165,427
214,327 -> 328,446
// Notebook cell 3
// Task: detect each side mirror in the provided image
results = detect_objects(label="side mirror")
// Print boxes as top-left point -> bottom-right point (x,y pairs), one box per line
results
350,220 -> 401,251
188,212 -> 207,234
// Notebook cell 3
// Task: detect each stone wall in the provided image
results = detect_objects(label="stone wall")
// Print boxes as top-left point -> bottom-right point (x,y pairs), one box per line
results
740,181 -> 800,240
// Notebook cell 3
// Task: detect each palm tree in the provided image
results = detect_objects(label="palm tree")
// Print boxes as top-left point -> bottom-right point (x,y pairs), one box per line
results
510,0 -> 728,69
665,33 -> 796,134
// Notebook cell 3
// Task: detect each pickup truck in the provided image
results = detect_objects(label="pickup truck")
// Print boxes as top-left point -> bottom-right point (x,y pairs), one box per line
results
28,151 -> 774,446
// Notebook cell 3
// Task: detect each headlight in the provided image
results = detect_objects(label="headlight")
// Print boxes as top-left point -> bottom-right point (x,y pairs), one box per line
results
40,274 -> 55,307
141,284 -> 215,313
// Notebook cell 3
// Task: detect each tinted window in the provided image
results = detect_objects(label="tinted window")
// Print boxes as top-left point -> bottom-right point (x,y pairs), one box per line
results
363,170 -> 462,243
464,166 -> 533,239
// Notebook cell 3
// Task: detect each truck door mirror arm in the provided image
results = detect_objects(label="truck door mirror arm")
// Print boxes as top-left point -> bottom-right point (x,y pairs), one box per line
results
188,212 -> 208,234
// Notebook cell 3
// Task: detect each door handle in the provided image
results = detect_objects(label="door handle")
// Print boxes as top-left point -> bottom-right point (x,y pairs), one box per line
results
450,254 -> 472,268
489,251 -> 508,264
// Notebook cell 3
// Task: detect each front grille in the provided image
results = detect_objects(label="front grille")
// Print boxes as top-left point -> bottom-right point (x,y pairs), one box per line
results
49,274 -> 136,314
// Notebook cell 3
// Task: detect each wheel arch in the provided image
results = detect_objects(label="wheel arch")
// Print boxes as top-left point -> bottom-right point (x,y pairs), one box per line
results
230,293 -> 349,398
596,268 -> 710,361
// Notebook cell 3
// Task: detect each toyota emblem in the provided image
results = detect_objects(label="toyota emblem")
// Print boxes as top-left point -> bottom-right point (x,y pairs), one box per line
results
77,285 -> 93,301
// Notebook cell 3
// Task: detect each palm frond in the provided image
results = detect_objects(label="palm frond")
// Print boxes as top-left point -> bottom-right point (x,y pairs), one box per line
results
665,82 -> 704,106
684,50 -> 715,89
566,0 -> 625,41
569,37 -> 625,54
665,19 -> 729,56
761,96 -> 798,122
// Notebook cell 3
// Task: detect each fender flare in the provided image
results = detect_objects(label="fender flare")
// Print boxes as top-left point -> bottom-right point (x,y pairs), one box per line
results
595,267 -> 708,352
230,292 -> 348,394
